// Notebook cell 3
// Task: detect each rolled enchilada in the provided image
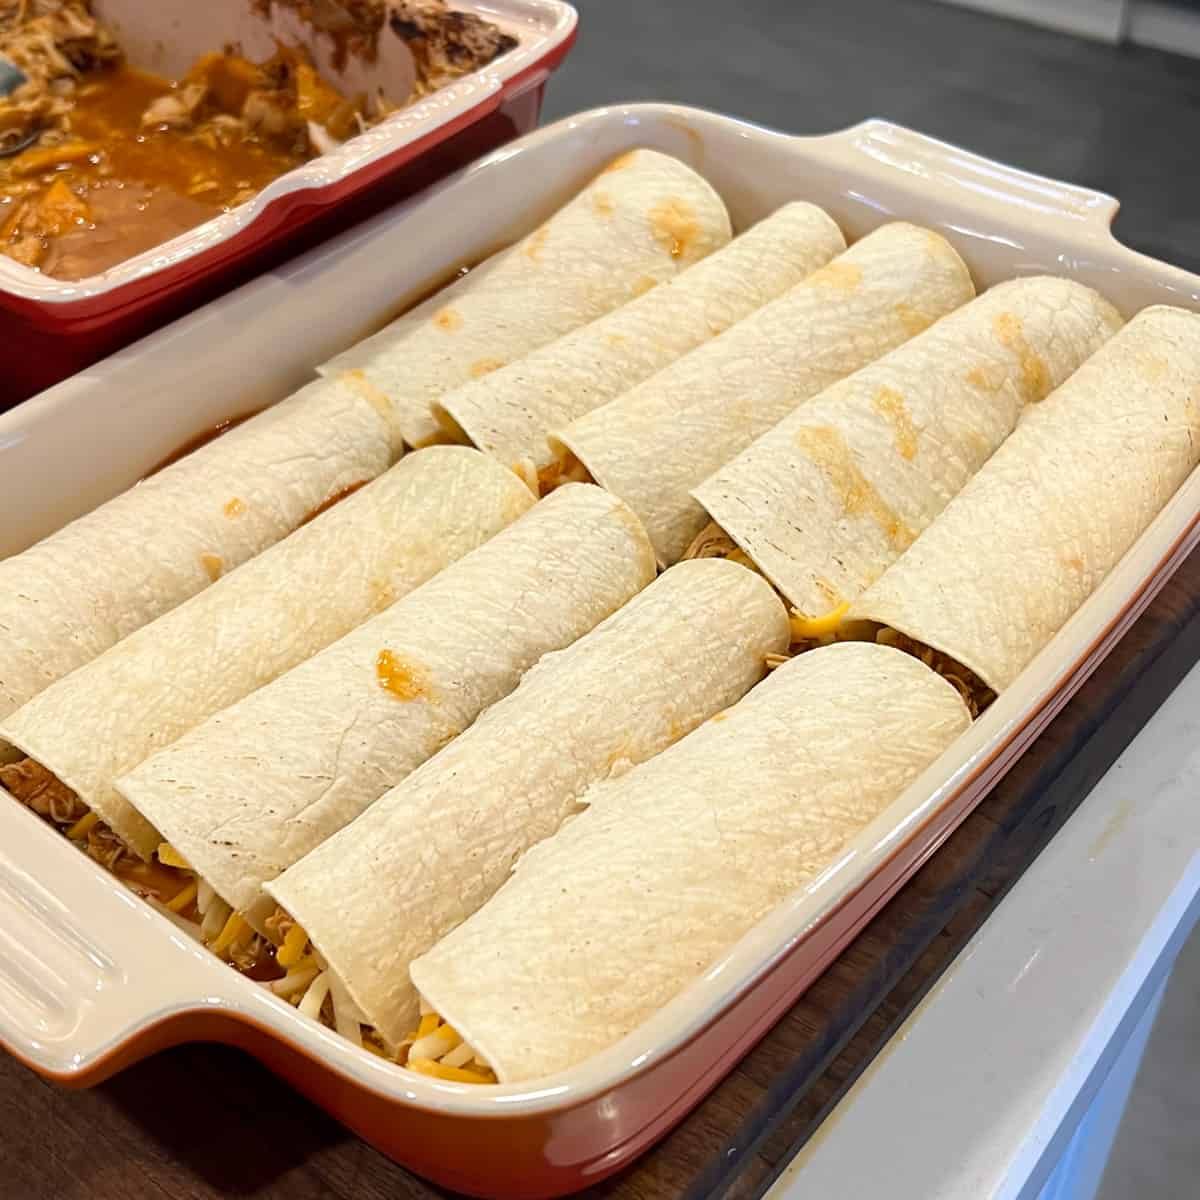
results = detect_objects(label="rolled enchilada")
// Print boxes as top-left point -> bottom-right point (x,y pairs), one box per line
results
266,558 -> 790,1048
848,305 -> 1200,693
434,202 -> 846,482
115,484 -> 655,945
0,374 -> 400,732
0,448 -> 534,863
693,277 -> 1124,616
409,642 -> 971,1082
321,149 -> 733,449
550,222 -> 977,564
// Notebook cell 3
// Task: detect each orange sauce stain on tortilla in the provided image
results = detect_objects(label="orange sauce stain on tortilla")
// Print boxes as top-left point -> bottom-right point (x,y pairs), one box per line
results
872,386 -> 918,460
592,190 -> 615,218
1142,355 -> 1170,382
375,650 -> 427,700
300,480 -> 369,526
709,710 -> 728,723
470,356 -> 505,379
341,368 -> 394,419
794,425 -> 914,551
371,579 -> 396,610
433,307 -> 463,333
224,497 -> 246,518
993,312 -> 1049,398
965,365 -> 995,391
523,223 -> 550,262
895,301 -> 931,337
809,261 -> 862,292
632,274 -> 658,297
602,150 -> 639,174
1063,553 -> 1085,574
201,553 -> 223,581
648,197 -> 699,259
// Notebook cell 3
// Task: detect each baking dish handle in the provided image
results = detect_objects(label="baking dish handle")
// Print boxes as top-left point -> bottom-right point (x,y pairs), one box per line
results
0,802 -> 229,1082
809,117 -> 1121,233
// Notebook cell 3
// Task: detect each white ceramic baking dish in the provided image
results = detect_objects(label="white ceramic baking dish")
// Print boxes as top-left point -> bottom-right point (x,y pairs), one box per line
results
1,103 -> 1198,1199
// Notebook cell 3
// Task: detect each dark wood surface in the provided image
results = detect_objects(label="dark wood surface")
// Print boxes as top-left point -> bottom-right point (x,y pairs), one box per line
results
2,544 -> 1197,1200
5,2 -> 1200,1197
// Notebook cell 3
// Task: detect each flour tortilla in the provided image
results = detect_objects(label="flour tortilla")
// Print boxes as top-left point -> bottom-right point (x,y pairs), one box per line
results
117,484 -> 656,933
695,276 -> 1124,616
434,203 -> 846,478
0,448 -> 534,859
552,222 -> 977,564
0,375 -> 400,734
267,558 -> 790,1045
320,149 -> 732,449
411,642 -> 971,1083
848,305 -> 1200,692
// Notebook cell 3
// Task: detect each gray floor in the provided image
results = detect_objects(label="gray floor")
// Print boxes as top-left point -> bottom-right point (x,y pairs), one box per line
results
541,3 -> 1200,1195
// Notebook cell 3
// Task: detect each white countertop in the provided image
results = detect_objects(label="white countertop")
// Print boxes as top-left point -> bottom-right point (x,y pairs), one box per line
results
770,656 -> 1200,1200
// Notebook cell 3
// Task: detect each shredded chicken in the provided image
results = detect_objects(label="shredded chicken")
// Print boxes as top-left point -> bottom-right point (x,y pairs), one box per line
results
875,627 -> 995,717
0,0 -> 120,151
682,520 -> 764,573
389,0 -> 517,95
0,755 -> 87,823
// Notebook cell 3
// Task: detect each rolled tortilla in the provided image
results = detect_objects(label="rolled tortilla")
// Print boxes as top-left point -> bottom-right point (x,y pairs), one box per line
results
551,222 -> 977,564
0,375 -> 399,734
433,203 -> 846,480
848,306 -> 1200,693
0,447 -> 534,860
267,558 -> 790,1045
117,484 -> 656,933
410,642 -> 971,1083
321,149 -> 732,449
694,276 -> 1125,616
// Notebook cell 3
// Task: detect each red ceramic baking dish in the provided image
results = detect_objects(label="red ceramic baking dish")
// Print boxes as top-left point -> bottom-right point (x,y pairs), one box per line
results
1,104 -> 1199,1198
0,0 -> 577,406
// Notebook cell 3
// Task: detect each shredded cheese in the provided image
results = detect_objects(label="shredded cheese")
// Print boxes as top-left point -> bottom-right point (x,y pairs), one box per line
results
328,974 -> 363,1046
65,810 -> 100,840
789,602 -> 850,643
156,842 -> 191,870
276,921 -> 309,968
270,966 -> 319,998
196,877 -> 216,916
165,878 -> 198,913
211,910 -> 249,956
440,1042 -> 475,1070
408,1057 -> 495,1084
410,1024 -> 461,1062
298,971 -> 331,1020
401,1011 -> 496,1083
200,896 -> 232,941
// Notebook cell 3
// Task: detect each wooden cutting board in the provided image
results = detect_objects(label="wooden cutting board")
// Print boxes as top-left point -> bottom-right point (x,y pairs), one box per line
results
2,547 -> 1198,1200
